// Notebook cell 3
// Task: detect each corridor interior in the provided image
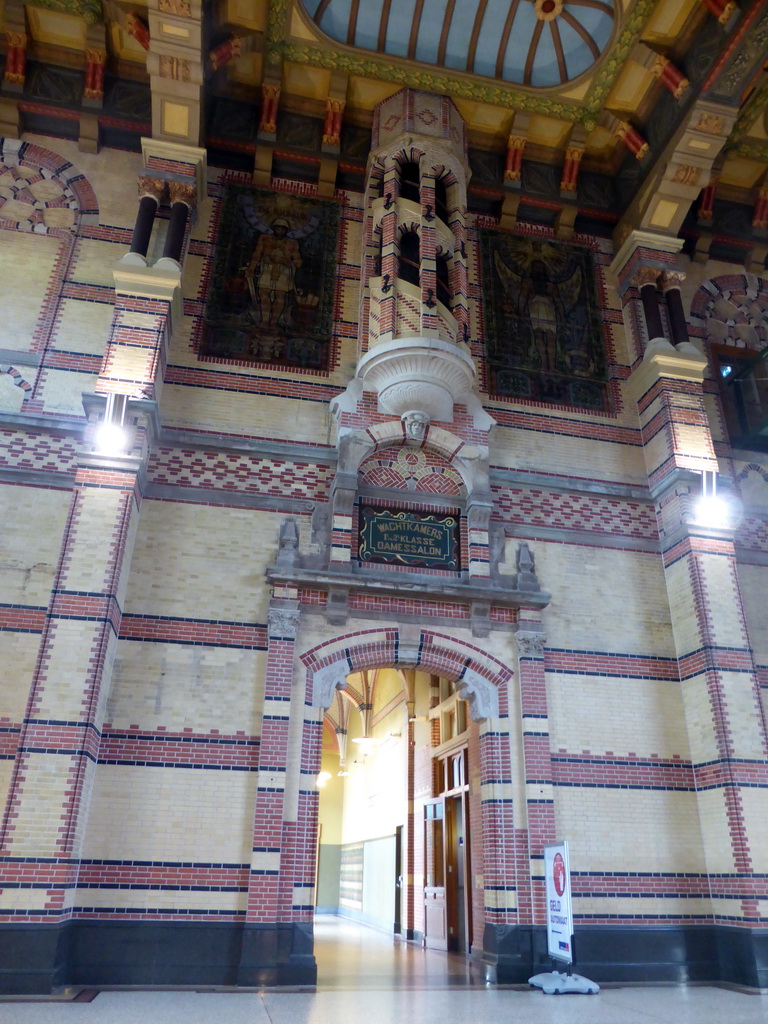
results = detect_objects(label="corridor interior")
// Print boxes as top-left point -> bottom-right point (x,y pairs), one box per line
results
313,914 -> 481,990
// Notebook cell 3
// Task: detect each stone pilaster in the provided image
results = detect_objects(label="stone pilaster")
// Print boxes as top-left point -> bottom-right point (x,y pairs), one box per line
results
0,431 -> 147,992
516,621 -> 556,926
240,604 -> 316,985
627,341 -> 768,987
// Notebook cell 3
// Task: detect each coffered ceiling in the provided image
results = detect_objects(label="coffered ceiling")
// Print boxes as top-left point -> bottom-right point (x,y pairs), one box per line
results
1,0 -> 767,266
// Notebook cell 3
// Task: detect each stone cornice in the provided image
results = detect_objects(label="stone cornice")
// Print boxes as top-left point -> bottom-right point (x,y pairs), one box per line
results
267,565 -> 550,610
625,348 -> 708,406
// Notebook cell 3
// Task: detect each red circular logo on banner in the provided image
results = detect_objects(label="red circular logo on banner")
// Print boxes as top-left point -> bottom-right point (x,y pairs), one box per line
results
553,852 -> 566,897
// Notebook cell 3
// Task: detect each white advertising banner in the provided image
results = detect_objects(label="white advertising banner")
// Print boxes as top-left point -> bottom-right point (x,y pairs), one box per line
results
544,840 -> 573,964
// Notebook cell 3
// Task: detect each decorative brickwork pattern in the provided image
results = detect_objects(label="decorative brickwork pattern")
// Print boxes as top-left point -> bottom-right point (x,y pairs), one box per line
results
147,447 -> 333,501
359,445 -> 464,495
0,430 -> 79,475
0,139 -> 99,231
494,486 -> 656,539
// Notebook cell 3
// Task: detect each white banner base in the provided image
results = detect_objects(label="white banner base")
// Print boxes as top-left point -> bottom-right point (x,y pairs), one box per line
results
528,970 -> 600,995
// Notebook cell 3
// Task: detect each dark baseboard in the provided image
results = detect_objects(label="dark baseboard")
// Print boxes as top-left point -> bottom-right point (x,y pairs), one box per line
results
0,919 -> 765,994
0,924 -> 68,994
482,923 -> 768,988
0,920 -> 317,994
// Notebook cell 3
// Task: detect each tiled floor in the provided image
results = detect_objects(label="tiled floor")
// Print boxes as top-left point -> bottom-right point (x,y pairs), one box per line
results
3,916 -> 768,1024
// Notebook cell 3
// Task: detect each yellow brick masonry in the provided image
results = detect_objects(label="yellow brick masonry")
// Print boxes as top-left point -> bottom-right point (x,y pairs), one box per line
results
125,502 -> 283,621
52,298 -> 113,357
83,764 -> 257,864
108,642 -> 267,735
0,230 -> 62,353
0,484 -> 70,606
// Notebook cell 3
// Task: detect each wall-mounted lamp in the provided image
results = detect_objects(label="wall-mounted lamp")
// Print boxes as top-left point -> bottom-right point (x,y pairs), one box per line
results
315,770 -> 332,788
350,736 -> 381,757
94,394 -> 129,455
694,470 -> 729,528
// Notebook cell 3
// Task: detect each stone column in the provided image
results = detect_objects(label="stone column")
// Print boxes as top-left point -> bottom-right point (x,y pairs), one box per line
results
83,47 -> 106,105
160,182 -> 195,265
2,32 -> 26,91
128,177 -> 164,261
560,142 -> 584,196
660,271 -> 691,349
609,229 -> 684,364
636,267 -> 665,345
752,185 -> 768,237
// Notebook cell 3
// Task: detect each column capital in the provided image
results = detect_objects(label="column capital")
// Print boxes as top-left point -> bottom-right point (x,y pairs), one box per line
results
659,270 -> 686,293
633,266 -> 662,289
268,605 -> 301,640
137,175 -> 166,202
516,630 -> 547,657
140,137 -> 207,204
168,180 -> 197,208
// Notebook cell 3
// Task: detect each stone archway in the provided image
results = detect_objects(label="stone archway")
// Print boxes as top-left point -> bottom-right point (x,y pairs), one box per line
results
292,626 -> 523,966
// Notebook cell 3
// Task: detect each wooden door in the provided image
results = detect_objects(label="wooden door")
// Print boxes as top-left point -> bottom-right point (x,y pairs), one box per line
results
423,798 -> 447,949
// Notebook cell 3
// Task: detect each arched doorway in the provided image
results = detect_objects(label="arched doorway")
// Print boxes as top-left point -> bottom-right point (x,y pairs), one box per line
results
315,668 -> 474,953
299,628 -> 523,977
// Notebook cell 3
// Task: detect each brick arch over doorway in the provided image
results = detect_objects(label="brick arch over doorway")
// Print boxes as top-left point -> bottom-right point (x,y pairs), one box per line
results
291,626 -> 532,967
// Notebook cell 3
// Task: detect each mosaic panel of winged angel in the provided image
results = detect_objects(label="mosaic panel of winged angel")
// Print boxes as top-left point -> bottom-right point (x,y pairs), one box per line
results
481,233 -> 607,409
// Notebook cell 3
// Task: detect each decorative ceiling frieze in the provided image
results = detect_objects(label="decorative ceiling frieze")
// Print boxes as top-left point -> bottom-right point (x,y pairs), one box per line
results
300,0 -> 616,89
19,0 -> 102,25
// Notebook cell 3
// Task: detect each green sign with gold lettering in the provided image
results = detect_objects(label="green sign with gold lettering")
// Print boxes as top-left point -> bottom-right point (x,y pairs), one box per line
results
358,507 -> 460,570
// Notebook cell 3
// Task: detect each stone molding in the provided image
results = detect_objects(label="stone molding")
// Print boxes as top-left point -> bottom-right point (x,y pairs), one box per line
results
356,336 -> 477,423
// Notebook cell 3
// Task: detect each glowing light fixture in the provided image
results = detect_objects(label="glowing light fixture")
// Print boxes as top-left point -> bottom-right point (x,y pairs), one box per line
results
694,470 -> 729,528
94,394 -> 129,454
315,770 -> 332,788
351,735 -> 381,756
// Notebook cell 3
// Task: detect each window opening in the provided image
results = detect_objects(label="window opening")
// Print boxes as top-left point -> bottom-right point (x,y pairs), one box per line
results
436,252 -> 451,307
400,161 -> 420,204
435,177 -> 449,225
399,231 -> 420,287
713,343 -> 768,452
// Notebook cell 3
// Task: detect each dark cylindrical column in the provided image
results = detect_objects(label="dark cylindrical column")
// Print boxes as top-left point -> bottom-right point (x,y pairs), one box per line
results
162,201 -> 190,263
661,273 -> 689,347
129,194 -> 158,257
640,282 -> 664,341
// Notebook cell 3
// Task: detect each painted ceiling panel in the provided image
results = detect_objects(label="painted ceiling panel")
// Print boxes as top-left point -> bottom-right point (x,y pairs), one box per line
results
531,26 -> 558,88
444,4 -> 480,72
384,0 -> 419,58
355,0 -> 388,51
323,0 -> 354,44
558,19 -> 592,80
303,0 -> 617,87
414,0 -> 452,67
